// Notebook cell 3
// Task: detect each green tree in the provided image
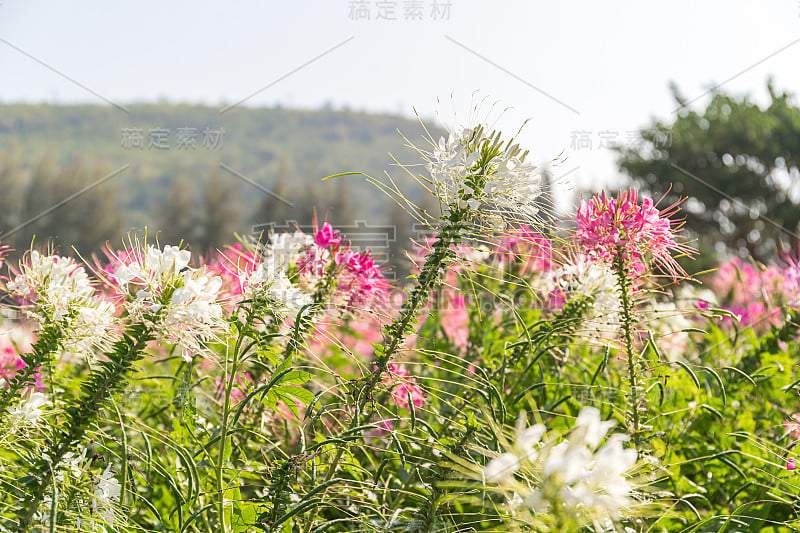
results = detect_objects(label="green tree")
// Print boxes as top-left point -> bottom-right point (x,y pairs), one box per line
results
616,81 -> 800,262
198,168 -> 241,252
153,172 -> 198,247
250,157 -> 296,234
0,145 -> 28,248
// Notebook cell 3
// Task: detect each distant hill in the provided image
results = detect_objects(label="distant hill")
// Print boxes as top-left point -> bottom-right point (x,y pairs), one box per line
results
0,103 -> 442,261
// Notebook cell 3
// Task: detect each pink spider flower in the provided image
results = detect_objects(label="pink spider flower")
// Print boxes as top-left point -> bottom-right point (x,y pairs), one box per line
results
575,188 -> 693,279
297,223 -> 390,313
315,222 -> 343,249
200,244 -> 259,303
495,226 -> 554,274
334,249 -> 391,310
708,257 -> 784,332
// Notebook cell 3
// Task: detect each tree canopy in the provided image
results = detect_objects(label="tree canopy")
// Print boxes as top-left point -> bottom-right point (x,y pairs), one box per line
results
616,81 -> 800,262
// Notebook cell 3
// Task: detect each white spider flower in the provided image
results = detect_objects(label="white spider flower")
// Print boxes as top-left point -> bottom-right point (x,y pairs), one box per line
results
60,299 -> 117,360
8,252 -> 115,357
8,392 -> 48,423
480,407 -> 640,528
111,245 -> 224,361
262,230 -> 314,272
93,464 -> 121,523
244,261 -> 313,318
423,123 -> 542,226
7,251 -> 94,309
551,255 -> 621,339
484,452 -> 520,483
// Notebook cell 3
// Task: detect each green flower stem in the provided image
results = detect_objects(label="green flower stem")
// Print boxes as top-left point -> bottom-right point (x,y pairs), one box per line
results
612,251 -> 642,448
300,218 -> 464,533
216,305 -> 255,532
0,322 -> 62,422
16,320 -> 154,531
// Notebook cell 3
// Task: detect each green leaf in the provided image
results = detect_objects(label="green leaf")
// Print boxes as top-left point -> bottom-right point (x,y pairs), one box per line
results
233,501 -> 259,533
673,360 -> 701,390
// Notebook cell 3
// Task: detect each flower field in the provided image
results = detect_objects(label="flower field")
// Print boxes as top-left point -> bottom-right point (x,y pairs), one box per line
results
2,119 -> 800,532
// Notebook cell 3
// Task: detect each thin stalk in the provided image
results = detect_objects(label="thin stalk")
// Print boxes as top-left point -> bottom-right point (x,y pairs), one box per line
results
16,321 -> 154,531
216,306 -> 254,532
612,252 -> 641,448
300,219 -> 463,533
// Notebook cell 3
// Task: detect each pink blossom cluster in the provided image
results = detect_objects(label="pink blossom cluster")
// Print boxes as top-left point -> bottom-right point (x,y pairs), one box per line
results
200,244 -> 260,305
576,189 -> 688,278
297,222 -> 390,312
0,329 -> 43,391
701,257 -> 788,332
493,226 -> 554,274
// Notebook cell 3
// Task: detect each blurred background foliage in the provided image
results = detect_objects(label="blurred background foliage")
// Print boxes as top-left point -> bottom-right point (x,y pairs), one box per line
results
617,81 -> 800,272
3,81 -> 800,275
0,103 -> 440,270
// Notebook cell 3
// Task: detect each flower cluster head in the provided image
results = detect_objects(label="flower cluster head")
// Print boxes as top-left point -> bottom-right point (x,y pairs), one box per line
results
7,251 -> 115,356
110,244 -> 223,361
482,407 -> 639,529
576,188 -> 692,279
550,254 -> 622,340
424,122 -> 542,227
8,391 -> 48,424
243,260 -> 313,319
262,230 -> 314,274
295,222 -> 390,313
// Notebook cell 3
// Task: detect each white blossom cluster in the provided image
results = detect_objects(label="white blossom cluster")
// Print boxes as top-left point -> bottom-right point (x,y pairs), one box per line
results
37,448 -> 121,531
91,464 -> 121,525
243,260 -> 313,318
483,407 -> 639,530
113,245 -> 223,361
7,251 -> 116,358
261,230 -> 314,273
425,124 -> 542,226
552,255 -> 621,340
8,391 -> 48,425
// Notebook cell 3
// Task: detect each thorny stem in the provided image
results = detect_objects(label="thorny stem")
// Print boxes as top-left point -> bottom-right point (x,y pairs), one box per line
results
300,219 -> 463,533
613,251 -> 642,448
17,321 -> 154,531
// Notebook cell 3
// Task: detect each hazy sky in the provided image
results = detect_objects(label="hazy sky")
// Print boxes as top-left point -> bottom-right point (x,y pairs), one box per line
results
2,0 -> 799,197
